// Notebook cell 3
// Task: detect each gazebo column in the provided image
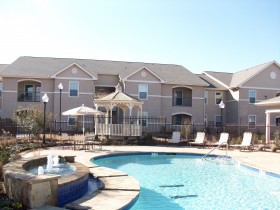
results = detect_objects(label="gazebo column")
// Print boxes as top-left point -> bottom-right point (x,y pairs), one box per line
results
265,111 -> 271,144
127,104 -> 134,117
109,103 -> 115,124
94,103 -> 99,134
121,107 -> 127,124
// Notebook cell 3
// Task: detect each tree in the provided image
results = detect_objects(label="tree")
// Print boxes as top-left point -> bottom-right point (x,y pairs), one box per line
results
13,104 -> 53,137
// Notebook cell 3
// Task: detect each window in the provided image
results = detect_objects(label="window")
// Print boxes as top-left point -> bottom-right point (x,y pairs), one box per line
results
215,92 -> 222,105
249,90 -> 256,104
69,81 -> 79,97
276,117 -> 280,126
174,90 -> 183,106
173,115 -> 183,125
0,83 -> 3,97
35,86 -> 41,101
215,115 -> 222,127
248,115 -> 256,128
138,84 -> 148,100
68,116 -> 77,126
25,85 -> 33,101
204,91 -> 208,104
276,92 -> 280,97
141,112 -> 148,127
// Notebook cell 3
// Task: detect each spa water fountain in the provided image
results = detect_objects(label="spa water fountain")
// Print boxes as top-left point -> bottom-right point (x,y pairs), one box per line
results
28,153 -> 76,178
3,153 -> 102,208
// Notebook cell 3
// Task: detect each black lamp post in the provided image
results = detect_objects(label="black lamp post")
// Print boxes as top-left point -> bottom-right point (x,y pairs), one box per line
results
58,83 -> 63,135
219,100 -> 225,132
42,93 -> 49,144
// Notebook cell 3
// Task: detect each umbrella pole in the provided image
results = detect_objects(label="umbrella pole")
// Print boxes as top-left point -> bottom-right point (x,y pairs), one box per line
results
83,115 -> 85,135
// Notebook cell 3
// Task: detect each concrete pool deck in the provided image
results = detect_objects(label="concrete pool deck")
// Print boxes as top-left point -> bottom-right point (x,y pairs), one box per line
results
25,145 -> 280,210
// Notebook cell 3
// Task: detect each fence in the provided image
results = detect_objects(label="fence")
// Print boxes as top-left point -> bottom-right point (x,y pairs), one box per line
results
0,117 -> 279,144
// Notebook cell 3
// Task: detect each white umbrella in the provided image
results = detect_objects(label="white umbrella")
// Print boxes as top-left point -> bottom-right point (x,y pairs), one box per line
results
62,104 -> 104,135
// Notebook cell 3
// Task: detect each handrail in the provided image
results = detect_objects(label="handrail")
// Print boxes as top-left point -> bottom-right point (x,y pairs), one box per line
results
202,142 -> 228,160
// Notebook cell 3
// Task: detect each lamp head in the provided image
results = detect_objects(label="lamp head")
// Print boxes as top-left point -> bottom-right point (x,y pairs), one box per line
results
42,93 -> 49,103
58,83 -> 63,90
219,100 -> 225,109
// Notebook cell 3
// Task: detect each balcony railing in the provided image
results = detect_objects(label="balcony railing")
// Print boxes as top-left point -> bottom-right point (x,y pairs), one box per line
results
17,91 -> 41,102
172,96 -> 192,106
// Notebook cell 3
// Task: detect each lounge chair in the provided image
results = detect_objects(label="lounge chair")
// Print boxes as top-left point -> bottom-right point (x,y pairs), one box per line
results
56,133 -> 71,149
230,132 -> 253,151
212,132 -> 229,147
168,131 -> 181,144
189,132 -> 205,147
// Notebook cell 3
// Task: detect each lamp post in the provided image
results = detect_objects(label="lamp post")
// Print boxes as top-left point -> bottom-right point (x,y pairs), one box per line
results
42,93 -> 49,145
219,100 -> 225,132
58,83 -> 63,135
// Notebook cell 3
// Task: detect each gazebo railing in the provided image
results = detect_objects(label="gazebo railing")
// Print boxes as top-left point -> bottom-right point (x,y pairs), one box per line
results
95,123 -> 142,136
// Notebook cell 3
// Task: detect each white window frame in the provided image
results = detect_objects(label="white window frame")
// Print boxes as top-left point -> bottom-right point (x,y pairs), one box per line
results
215,91 -> 222,105
174,90 -> 183,106
204,90 -> 208,104
248,115 -> 256,128
138,84 -> 148,100
249,90 -> 256,104
69,81 -> 79,97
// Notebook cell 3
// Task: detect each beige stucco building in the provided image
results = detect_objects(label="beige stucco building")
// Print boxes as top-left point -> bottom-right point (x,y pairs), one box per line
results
0,57 -> 279,131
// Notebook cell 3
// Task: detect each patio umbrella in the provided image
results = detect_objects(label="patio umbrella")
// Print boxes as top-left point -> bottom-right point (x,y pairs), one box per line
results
62,104 -> 104,135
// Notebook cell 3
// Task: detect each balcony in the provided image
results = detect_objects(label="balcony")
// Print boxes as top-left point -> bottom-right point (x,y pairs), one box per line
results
17,91 -> 41,102
172,96 -> 192,107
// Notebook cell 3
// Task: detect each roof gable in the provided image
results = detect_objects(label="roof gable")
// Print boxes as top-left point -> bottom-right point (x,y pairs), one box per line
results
51,63 -> 97,80
230,61 -> 279,88
122,66 -> 165,83
203,61 -> 280,90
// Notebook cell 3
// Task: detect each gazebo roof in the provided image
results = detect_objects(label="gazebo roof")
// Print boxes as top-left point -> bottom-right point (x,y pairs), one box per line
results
255,96 -> 280,107
93,84 -> 144,110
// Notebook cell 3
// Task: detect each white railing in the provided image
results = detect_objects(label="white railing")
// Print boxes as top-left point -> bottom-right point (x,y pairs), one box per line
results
95,123 -> 142,136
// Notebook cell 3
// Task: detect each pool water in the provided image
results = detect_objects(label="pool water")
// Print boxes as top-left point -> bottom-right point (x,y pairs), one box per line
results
93,153 -> 280,210
28,163 -> 76,178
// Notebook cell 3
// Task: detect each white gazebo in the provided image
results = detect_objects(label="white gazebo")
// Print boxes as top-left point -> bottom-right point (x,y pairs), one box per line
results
93,84 -> 144,136
255,96 -> 280,144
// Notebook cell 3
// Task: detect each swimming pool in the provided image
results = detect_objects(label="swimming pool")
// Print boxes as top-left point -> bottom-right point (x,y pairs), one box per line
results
93,153 -> 280,210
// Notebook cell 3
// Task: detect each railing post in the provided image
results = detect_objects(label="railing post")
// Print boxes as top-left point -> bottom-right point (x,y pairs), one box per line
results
164,117 -> 167,143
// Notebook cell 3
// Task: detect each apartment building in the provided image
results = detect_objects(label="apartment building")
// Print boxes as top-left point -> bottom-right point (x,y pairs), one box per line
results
0,56 -> 208,125
200,61 -> 280,128
0,56 -> 279,129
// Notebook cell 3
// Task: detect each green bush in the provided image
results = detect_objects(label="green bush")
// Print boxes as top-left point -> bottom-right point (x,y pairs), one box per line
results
0,200 -> 25,209
0,147 -> 10,164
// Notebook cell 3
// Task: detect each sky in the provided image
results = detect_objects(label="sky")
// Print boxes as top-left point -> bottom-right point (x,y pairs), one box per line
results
0,0 -> 279,73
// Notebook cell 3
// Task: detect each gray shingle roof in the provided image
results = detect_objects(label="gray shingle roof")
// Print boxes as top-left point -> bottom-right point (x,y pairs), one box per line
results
202,71 -> 233,87
229,61 -> 274,88
1,56 -> 208,86
0,64 -> 8,73
203,61 -> 278,89
197,74 -> 227,89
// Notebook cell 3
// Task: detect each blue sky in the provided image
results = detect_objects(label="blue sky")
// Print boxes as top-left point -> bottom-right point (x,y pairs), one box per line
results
0,0 -> 279,73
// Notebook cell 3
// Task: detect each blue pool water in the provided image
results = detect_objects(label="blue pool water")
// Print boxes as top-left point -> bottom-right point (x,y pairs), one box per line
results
93,153 -> 280,210
28,163 -> 76,178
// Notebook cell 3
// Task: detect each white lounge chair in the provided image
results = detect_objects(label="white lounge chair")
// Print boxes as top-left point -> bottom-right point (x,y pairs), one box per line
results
168,131 -> 181,144
212,132 -> 229,147
189,132 -> 205,147
230,132 -> 253,151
